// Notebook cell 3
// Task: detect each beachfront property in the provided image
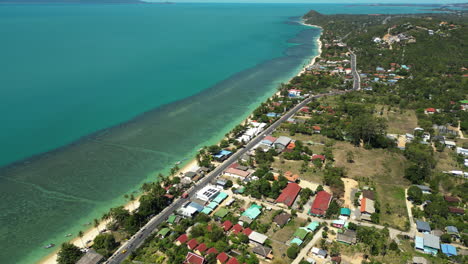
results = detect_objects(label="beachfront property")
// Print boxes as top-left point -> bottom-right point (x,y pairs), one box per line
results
223,167 -> 250,179
196,185 -> 221,202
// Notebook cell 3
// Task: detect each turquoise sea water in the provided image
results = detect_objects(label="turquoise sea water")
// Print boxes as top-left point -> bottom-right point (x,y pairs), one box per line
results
0,3 -> 443,263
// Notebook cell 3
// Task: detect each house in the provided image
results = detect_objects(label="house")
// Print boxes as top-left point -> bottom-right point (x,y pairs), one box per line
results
185,252 -> 205,264
242,204 -> 262,220
312,126 -> 321,133
239,215 -> 253,225
177,203 -> 198,217
216,252 -> 229,264
293,228 -> 309,240
412,256 -> 428,264
290,238 -> 303,246
212,192 -> 228,204
214,150 -> 232,161
444,195 -> 460,203
167,214 -> 180,225
361,190 -> 375,200
274,136 -> 292,151
196,185 -> 221,202
249,231 -> 268,245
360,198 -> 375,218
276,183 -> 302,207
222,220 -> 233,232
332,219 -> 346,228
214,208 -> 229,219
311,247 -> 328,259
445,140 -> 456,149
441,244 -> 457,256
331,256 -> 342,264
224,168 -> 250,179
425,108 -> 436,114
187,239 -> 199,250
337,229 -> 357,245
311,154 -> 325,162
446,226 -> 459,237
157,227 -> 171,238
206,247 -> 218,255
278,171 -> 299,182
261,135 -> 277,146
305,221 -> 320,232
231,224 -> 243,235
415,185 -> 432,194
288,89 -> 302,97
76,249 -> 104,264
416,220 -> 431,234
340,208 -> 351,217
226,258 -> 239,264
175,234 -> 188,245
456,147 -> 468,156
423,234 -> 440,255
252,245 -> 273,259
195,243 -> 207,255
309,191 -> 332,217
448,207 -> 464,215
243,227 -> 253,236
273,212 -> 291,227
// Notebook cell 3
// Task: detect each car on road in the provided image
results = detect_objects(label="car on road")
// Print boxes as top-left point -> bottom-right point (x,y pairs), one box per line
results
121,249 -> 127,254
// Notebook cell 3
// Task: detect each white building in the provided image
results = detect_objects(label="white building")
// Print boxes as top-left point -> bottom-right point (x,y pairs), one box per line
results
249,231 -> 268,245
195,185 -> 221,202
456,147 -> 468,156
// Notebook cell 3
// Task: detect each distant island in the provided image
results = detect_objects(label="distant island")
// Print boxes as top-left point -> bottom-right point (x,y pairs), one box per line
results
0,0 -> 176,3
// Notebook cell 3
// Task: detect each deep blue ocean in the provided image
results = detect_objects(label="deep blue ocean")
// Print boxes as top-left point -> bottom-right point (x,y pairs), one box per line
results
0,3 -> 443,263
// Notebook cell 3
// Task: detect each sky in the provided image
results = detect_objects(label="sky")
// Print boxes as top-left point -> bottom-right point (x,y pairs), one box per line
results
147,0 -> 467,3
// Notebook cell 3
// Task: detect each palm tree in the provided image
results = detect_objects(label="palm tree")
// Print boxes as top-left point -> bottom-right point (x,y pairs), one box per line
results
78,230 -> 85,248
93,218 -> 100,234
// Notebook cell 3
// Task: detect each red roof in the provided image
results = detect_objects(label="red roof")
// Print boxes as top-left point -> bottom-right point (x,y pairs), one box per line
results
227,257 -> 239,264
448,207 -> 464,214
207,224 -> 212,232
310,191 -> 332,216
206,247 -> 218,255
185,252 -> 205,264
187,238 -> 199,250
312,125 -> 321,131
217,252 -> 229,263
444,195 -> 461,203
222,220 -> 233,231
243,227 -> 253,236
195,243 -> 207,253
176,234 -> 188,244
275,183 -> 302,207
360,198 -> 367,213
311,154 -> 325,161
300,107 -> 310,113
232,224 -> 243,234
263,135 -> 277,143
426,108 -> 436,112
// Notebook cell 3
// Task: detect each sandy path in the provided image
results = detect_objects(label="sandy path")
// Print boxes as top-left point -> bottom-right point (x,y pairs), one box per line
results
342,178 -> 358,208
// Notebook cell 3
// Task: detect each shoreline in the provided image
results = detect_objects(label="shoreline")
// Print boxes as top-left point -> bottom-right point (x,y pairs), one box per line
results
37,23 -> 322,264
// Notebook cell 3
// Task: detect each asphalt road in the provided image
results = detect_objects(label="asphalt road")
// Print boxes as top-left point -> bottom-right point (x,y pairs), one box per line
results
106,91 -> 347,263
350,52 -> 361,90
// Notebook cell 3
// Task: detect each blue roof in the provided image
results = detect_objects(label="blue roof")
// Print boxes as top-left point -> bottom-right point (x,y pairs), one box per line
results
212,192 -> 228,204
188,202 -> 204,212
441,244 -> 457,256
201,207 -> 213,214
446,226 -> 459,233
207,202 -> 218,209
290,238 -> 303,246
266,113 -> 279,117
415,236 -> 424,249
401,65 -> 409,70
416,220 -> 431,232
214,150 -> 232,158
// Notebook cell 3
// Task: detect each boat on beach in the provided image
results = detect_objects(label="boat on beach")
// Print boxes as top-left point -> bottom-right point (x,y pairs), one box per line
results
44,244 -> 55,249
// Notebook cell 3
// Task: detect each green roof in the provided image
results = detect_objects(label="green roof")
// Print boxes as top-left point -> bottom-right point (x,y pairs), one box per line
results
167,214 -> 177,224
207,202 -> 218,209
340,208 -> 351,216
242,206 -> 262,220
306,221 -> 320,231
158,228 -> 170,237
201,207 -> 213,215
293,228 -> 309,240
214,208 -> 229,218
290,238 -> 303,246
213,192 -> 228,204
460,100 -> 468,104
236,187 -> 245,194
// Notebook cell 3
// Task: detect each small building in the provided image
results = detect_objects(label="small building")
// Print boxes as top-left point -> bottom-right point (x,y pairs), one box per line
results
206,247 -> 218,255
293,228 -> 309,240
312,126 -> 321,133
224,168 -> 250,179
360,198 -> 375,217
273,212 -> 291,227
446,226 -> 459,237
243,227 -> 253,236
222,220 -> 233,232
231,224 -> 243,235
311,247 -> 328,259
441,244 -> 457,257
242,204 -> 262,220
196,185 -> 221,202
252,245 -> 273,259
226,258 -> 239,264
214,150 -> 232,161
456,147 -> 468,156
187,238 -> 199,250
332,219 -> 346,228
444,195 -> 461,203
336,229 -> 357,245
288,89 -> 302,97
276,183 -> 302,207
216,252 -> 229,264
195,243 -> 208,256
416,220 -> 431,234
415,185 -> 432,194
249,231 -> 268,245
423,234 -> 440,255
448,207 -> 464,215
274,136 -> 292,151
305,221 -> 320,232
311,154 -> 326,162
340,208 -> 351,217
212,192 -> 228,204
214,208 -> 229,219
309,191 -> 332,217
185,252 -> 205,264
290,237 -> 303,246
415,236 -> 424,251
175,234 -> 188,246
261,135 -> 278,146
76,249 -> 104,264
157,227 -> 171,238
425,108 -> 436,114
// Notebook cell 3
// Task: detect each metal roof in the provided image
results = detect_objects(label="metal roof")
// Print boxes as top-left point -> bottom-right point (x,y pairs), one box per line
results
423,234 -> 440,249
416,220 -> 431,232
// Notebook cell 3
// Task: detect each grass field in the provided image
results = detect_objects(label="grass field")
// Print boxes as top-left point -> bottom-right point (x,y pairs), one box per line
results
265,217 -> 307,264
376,106 -> 418,134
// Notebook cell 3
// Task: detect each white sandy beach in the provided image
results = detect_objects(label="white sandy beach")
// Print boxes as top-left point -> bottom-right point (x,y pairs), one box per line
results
38,23 -> 323,264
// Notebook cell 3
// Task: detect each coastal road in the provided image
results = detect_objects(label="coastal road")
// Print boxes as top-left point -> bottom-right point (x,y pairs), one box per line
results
106,91 -> 345,263
350,52 -> 361,90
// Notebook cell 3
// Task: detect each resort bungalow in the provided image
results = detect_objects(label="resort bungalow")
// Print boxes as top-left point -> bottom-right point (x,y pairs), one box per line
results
252,245 -> 273,259
274,136 -> 292,151
249,231 -> 268,245
187,238 -> 199,250
175,234 -> 188,246
275,183 -> 302,207
309,191 -> 332,217
416,220 -> 431,234
441,244 -> 457,257
185,252 -> 205,264
222,220 -> 233,232
337,229 -> 357,245
216,252 -> 229,264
